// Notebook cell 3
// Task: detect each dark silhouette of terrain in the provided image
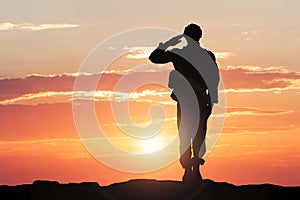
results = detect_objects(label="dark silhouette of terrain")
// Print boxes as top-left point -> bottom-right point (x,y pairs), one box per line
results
0,179 -> 299,200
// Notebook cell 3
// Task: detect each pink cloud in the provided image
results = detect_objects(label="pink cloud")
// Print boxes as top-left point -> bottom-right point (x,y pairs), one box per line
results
0,65 -> 299,104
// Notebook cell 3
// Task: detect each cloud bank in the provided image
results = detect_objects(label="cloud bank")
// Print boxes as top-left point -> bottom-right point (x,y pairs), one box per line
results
0,22 -> 79,31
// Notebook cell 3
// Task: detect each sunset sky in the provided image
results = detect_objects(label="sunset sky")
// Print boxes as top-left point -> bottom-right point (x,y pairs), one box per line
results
0,0 -> 300,186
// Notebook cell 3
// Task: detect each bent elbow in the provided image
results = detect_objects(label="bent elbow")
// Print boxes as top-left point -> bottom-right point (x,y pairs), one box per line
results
149,52 -> 162,63
148,53 -> 157,63
149,49 -> 169,64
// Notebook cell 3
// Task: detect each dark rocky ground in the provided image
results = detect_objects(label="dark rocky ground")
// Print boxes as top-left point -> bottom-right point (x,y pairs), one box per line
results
0,179 -> 299,200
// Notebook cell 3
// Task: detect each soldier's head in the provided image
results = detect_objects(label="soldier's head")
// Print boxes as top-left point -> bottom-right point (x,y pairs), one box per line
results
184,23 -> 202,41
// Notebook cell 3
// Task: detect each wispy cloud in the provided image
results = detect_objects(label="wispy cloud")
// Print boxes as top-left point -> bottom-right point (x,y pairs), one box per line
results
0,91 -> 73,105
105,117 -> 177,128
225,85 -> 300,94
1,65 -> 299,105
214,52 -> 234,59
240,30 -> 259,41
222,125 -> 300,135
124,46 -> 155,59
73,89 -> 171,102
0,89 -> 172,105
124,46 -> 234,60
221,65 -> 300,93
225,65 -> 292,74
0,22 -> 79,31
226,107 -> 293,117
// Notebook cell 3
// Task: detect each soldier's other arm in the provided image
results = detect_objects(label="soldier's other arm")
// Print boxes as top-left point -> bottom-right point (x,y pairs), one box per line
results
206,50 -> 220,105
206,50 -> 216,62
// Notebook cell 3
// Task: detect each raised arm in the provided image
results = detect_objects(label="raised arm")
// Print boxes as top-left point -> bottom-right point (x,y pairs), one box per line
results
149,35 -> 184,64
149,43 -> 173,64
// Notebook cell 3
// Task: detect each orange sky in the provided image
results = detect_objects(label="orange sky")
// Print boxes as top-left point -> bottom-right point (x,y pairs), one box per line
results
0,60 -> 299,186
0,0 -> 300,187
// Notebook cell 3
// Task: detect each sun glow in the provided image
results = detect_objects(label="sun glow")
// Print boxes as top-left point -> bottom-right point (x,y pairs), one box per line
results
140,137 -> 164,154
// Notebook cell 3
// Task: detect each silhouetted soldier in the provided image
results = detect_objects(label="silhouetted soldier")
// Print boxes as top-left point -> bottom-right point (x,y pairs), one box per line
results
149,23 -> 219,182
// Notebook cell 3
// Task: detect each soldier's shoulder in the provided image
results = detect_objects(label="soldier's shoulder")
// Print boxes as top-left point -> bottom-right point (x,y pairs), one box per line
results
205,49 -> 216,62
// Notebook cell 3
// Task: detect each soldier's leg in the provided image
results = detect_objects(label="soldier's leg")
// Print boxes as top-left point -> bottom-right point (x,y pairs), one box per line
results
177,103 -> 193,181
178,103 -> 192,167
192,113 -> 207,162
192,103 -> 211,180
